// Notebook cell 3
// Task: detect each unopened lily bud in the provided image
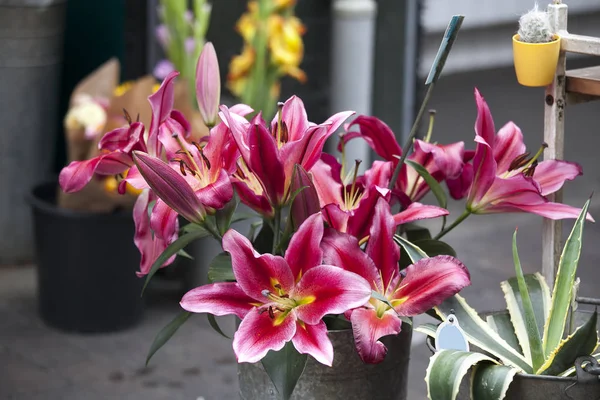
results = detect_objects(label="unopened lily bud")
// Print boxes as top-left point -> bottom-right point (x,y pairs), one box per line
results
290,164 -> 321,230
195,42 -> 221,128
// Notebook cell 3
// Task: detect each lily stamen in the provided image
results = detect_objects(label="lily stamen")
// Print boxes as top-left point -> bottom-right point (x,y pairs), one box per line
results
173,134 -> 203,177
345,159 -> 362,210
123,108 -> 132,125
424,109 -> 436,143
276,101 -> 284,146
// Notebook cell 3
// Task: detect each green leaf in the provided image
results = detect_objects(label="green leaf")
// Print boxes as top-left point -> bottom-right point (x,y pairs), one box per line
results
142,227 -> 210,295
253,221 -> 274,254
425,349 -> 495,400
261,341 -> 308,400
394,234 -> 428,264
177,248 -> 194,260
537,310 -> 598,375
510,230 -> 544,372
181,222 -> 209,235
500,272 -> 550,365
414,239 -> 457,257
415,322 -> 438,338
207,253 -> 235,283
436,295 -> 532,373
405,224 -> 432,242
470,363 -> 518,400
207,314 -> 231,339
485,313 -> 522,355
146,311 -> 192,366
215,195 -> 239,236
543,199 -> 591,357
405,159 -> 447,209
405,159 -> 448,229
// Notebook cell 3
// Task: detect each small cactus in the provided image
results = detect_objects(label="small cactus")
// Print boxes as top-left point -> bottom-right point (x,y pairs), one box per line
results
518,4 -> 554,43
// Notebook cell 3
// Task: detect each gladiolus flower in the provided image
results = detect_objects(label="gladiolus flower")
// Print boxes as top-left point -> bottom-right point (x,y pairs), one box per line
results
180,214 -> 372,365
321,198 -> 471,363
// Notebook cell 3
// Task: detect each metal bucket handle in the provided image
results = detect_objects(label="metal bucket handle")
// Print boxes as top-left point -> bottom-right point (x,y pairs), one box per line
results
564,356 -> 600,398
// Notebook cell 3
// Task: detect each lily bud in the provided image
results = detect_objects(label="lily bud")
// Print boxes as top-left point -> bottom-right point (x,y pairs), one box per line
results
133,151 -> 206,224
195,42 -> 221,127
290,164 -> 321,230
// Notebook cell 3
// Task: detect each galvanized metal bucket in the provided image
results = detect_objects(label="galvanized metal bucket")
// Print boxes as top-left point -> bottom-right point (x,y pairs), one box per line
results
238,325 -> 412,400
0,0 -> 67,264
427,308 -> 600,399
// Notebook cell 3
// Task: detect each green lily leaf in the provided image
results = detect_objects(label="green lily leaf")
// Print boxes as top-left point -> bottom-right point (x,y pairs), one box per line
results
398,238 -> 455,269
405,159 -> 448,229
215,195 -> 239,236
543,199 -> 591,357
485,313 -> 522,355
393,234 -> 428,265
181,222 -> 209,235
207,314 -> 231,339
470,363 -> 518,400
142,227 -> 210,295
146,311 -> 191,366
537,310 -> 598,375
262,341 -> 308,400
425,349 -> 495,400
404,224 -> 432,242
436,295 -> 532,373
177,248 -> 194,260
207,253 -> 235,283
500,272 -> 550,365
510,230 -> 545,372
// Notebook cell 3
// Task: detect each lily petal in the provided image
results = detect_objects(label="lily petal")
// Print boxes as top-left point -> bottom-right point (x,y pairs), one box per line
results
366,198 -> 400,289
493,122 -> 526,175
180,282 -> 255,319
59,152 -> 132,193
133,151 -> 206,224
343,115 -> 402,161
289,164 -> 321,231
147,71 -> 178,155
222,229 -> 295,301
311,156 -> 344,207
447,163 -> 474,200
393,202 -> 449,226
285,213 -> 324,280
321,228 -> 382,290
249,120 -> 285,205
194,169 -> 234,210
350,307 -> 402,364
533,160 -> 583,196
232,180 -> 274,217
150,199 -> 179,240
508,201 -> 594,222
393,255 -> 470,316
292,320 -> 334,366
293,265 -> 371,325
233,307 -> 297,364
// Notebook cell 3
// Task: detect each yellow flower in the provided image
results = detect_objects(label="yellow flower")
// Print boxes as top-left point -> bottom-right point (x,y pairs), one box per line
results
113,81 -> 133,97
228,46 -> 256,81
103,176 -> 118,193
236,12 -> 257,43
227,76 -> 248,98
274,0 -> 296,10
269,16 -> 305,70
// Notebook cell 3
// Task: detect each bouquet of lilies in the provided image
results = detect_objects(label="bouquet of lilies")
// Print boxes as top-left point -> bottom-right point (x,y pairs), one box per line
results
59,36 -> 590,396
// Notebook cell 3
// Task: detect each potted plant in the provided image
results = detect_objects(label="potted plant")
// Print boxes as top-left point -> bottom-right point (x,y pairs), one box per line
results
513,4 -> 561,87
419,200 -> 600,399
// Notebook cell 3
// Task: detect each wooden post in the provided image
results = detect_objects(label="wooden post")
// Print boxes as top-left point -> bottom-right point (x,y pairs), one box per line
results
542,2 -> 568,289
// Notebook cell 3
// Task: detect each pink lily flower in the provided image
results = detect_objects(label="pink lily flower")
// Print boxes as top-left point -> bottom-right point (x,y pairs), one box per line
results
311,153 -> 449,241
321,198 -> 471,363
133,190 -> 178,277
220,96 -> 353,216
340,115 -> 467,207
180,214 -> 372,365
466,89 -> 592,220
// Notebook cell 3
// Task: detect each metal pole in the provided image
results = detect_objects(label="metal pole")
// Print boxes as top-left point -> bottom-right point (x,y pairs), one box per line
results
330,0 -> 377,170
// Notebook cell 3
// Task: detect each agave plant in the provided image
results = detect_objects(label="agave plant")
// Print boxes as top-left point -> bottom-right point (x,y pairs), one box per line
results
417,199 -> 598,399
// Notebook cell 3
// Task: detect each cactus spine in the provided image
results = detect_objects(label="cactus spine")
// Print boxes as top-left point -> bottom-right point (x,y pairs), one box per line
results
518,4 -> 554,43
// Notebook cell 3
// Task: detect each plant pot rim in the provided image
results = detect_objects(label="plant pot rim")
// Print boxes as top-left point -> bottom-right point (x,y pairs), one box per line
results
29,180 -> 133,220
512,33 -> 561,45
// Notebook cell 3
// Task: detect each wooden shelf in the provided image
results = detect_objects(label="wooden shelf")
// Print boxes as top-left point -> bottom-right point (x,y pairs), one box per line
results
566,66 -> 600,97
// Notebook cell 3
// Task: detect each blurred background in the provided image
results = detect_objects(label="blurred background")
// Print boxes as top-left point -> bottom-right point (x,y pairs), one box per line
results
1,0 -> 600,399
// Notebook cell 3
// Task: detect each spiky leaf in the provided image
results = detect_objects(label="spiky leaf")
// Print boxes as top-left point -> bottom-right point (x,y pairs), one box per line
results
486,313 -> 522,355
436,295 -> 532,372
470,363 -> 518,400
537,311 -> 598,375
425,349 -> 494,400
543,199 -> 591,357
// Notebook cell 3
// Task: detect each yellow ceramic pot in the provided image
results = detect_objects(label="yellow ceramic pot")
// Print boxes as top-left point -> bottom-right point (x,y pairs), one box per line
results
512,34 -> 561,87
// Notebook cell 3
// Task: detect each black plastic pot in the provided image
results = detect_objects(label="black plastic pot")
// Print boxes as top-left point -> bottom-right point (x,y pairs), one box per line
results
29,181 -> 144,333
238,325 -> 412,400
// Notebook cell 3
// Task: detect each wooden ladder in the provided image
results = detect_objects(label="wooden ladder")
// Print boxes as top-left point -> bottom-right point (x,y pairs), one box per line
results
543,1 -> 600,288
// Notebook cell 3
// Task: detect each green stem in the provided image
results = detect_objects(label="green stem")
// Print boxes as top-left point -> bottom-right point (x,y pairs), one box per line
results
272,207 -> 282,254
433,210 -> 470,240
202,217 -> 222,241
388,82 -> 436,191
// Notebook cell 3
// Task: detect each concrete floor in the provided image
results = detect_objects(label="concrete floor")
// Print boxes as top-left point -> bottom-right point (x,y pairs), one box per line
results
2,63 -> 600,399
